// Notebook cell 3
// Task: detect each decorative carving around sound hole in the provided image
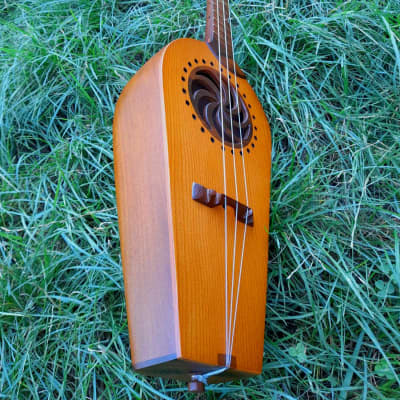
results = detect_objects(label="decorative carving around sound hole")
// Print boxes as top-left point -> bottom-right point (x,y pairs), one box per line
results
188,67 -> 252,148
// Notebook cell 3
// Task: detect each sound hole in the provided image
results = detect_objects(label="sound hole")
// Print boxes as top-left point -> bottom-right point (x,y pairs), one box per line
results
188,67 -> 252,148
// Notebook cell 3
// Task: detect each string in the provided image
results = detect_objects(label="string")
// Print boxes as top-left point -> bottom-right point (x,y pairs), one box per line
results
215,0 -> 230,371
191,366 -> 227,385
226,0 -> 250,360
220,0 -> 240,369
188,0 -> 231,386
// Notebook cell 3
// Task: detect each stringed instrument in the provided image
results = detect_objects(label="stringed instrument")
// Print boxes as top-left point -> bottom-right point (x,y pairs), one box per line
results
113,0 -> 271,392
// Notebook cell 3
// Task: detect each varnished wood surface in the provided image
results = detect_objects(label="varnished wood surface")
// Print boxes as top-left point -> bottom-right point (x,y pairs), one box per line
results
163,38 -> 271,375
113,48 -> 179,366
113,38 -> 271,381
206,0 -> 233,60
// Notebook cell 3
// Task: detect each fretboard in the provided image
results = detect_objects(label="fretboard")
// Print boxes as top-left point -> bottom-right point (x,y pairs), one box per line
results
205,0 -> 233,62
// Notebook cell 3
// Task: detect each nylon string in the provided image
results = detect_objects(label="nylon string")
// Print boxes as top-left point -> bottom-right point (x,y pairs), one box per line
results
216,0 -> 230,374
220,0 -> 240,369
226,0 -> 250,361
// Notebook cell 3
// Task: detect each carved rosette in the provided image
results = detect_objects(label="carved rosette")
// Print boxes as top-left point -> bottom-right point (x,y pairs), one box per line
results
188,67 -> 252,148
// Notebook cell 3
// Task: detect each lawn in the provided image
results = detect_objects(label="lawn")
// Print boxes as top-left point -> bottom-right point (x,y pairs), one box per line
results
1,0 -> 400,399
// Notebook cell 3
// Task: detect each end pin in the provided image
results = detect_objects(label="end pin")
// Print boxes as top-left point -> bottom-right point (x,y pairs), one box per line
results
188,378 -> 205,393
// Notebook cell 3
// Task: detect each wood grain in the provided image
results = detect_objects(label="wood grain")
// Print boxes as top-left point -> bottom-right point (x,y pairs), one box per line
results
205,0 -> 233,60
113,48 -> 179,366
163,38 -> 271,376
113,38 -> 271,382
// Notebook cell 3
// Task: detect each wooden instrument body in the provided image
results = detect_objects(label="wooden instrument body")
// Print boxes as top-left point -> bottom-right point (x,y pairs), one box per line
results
113,38 -> 271,382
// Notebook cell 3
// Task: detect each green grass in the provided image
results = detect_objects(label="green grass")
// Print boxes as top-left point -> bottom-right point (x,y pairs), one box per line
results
1,0 -> 400,398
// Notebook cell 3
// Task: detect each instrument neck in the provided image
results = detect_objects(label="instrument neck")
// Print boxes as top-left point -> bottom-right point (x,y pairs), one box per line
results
205,0 -> 233,62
